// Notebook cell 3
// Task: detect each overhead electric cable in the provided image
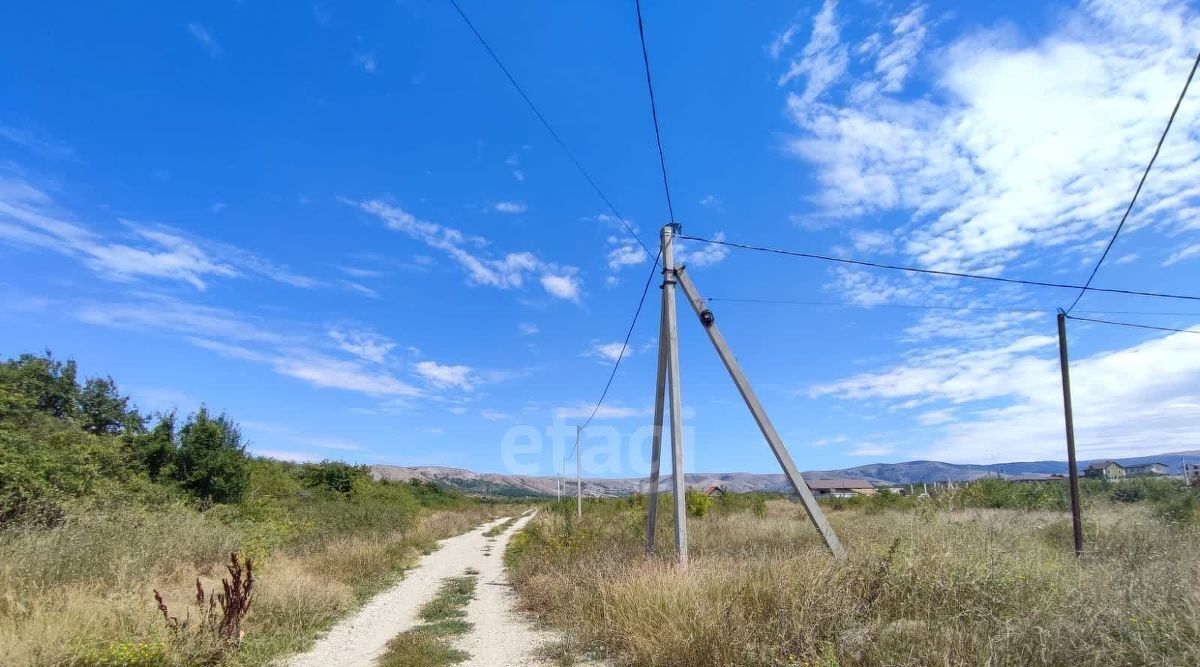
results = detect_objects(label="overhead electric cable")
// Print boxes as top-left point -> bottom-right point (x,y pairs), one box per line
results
633,0 -> 676,223
1065,48 -> 1200,313
1065,315 -> 1200,336
705,296 -> 1200,318
571,250 -> 662,458
677,234 -> 1200,303
446,0 -> 654,259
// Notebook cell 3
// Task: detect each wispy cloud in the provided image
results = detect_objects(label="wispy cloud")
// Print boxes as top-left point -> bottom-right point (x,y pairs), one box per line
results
186,23 -> 221,58
776,0 -> 1200,274
0,122 -> 76,161
589,341 -> 632,363
349,199 -> 582,301
355,53 -> 377,73
494,201 -> 527,214
328,327 -> 395,364
0,176 -> 333,292
413,360 -> 476,390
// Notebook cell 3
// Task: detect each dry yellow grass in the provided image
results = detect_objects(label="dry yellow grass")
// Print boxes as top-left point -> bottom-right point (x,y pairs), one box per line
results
509,499 -> 1200,666
0,503 -> 516,667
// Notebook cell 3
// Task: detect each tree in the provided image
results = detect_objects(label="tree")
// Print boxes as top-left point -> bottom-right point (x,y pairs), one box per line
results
132,411 -> 178,481
299,460 -> 368,495
174,406 -> 249,503
0,352 -> 79,419
79,376 -> 131,435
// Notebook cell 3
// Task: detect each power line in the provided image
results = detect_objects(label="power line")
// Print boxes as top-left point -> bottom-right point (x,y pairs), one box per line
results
1065,315 -> 1200,336
1066,48 -> 1200,314
705,296 -> 1200,318
446,0 -> 654,259
634,0 -> 676,224
677,234 -> 1200,303
704,297 -> 1049,314
575,250 -> 663,451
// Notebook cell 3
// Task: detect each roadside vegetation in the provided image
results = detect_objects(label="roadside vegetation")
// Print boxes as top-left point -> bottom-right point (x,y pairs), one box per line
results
509,483 -> 1200,666
0,352 -> 519,667
378,572 -> 478,667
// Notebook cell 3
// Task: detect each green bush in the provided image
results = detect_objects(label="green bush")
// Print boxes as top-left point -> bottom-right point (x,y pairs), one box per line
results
300,460 -> 369,496
73,641 -> 169,667
174,406 -> 249,504
685,490 -> 713,518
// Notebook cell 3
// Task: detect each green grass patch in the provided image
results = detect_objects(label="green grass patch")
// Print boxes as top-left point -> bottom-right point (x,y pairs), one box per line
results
378,573 -> 478,667
482,516 -> 519,537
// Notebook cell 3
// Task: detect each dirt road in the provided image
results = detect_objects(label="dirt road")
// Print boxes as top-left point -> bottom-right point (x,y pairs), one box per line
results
284,512 -> 572,667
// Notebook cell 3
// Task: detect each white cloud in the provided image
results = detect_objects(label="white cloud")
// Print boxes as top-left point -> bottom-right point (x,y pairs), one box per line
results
0,122 -> 76,161
776,0 -> 1200,275
518,322 -> 540,335
590,341 -> 631,363
768,23 -> 800,60
873,5 -> 927,93
553,404 -> 651,420
494,201 -> 527,214
814,324 -> 1200,461
355,53 -> 377,73
540,273 -> 580,302
413,360 -> 476,390
1164,243 -> 1200,266
698,194 -> 722,208
848,229 -> 894,254
778,0 -> 847,98
350,199 -> 581,301
480,409 -> 511,421
328,328 -> 395,364
811,334 -> 1057,404
607,243 -> 646,270
0,177 -> 321,291
186,23 -> 221,58
674,231 -> 730,267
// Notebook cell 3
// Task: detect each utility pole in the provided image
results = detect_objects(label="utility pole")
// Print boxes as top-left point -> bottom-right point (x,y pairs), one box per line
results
1056,311 -> 1085,557
575,425 -> 582,520
661,224 -> 689,570
674,267 -> 845,560
645,292 -> 669,554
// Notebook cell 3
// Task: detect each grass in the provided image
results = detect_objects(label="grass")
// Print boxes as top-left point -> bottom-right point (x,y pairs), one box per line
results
483,516 -> 520,538
0,503 -> 516,667
508,494 -> 1200,666
377,572 -> 478,667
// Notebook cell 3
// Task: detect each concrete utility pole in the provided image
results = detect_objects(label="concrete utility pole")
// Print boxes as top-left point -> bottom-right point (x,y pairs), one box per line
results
575,425 -> 583,520
645,293 -> 670,554
660,224 -> 689,570
1056,311 -> 1085,556
674,267 -> 846,560
643,223 -> 849,565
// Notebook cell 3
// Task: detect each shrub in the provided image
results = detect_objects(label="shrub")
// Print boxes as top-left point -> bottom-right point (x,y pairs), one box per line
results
300,460 -> 369,496
685,490 -> 713,518
174,407 -> 249,504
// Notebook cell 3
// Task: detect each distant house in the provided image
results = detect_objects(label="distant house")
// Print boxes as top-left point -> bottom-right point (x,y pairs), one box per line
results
1084,461 -> 1126,480
806,478 -> 876,498
1125,463 -> 1168,477
1184,463 -> 1200,485
702,484 -> 726,497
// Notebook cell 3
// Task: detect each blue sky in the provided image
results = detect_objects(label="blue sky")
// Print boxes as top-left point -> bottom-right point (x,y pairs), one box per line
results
2,0 -> 1200,476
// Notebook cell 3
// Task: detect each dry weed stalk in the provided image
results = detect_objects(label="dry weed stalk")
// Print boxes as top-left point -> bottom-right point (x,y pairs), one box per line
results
152,552 -> 254,645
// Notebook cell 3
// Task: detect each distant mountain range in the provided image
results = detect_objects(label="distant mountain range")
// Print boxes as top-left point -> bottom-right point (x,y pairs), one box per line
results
371,450 -> 1200,498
